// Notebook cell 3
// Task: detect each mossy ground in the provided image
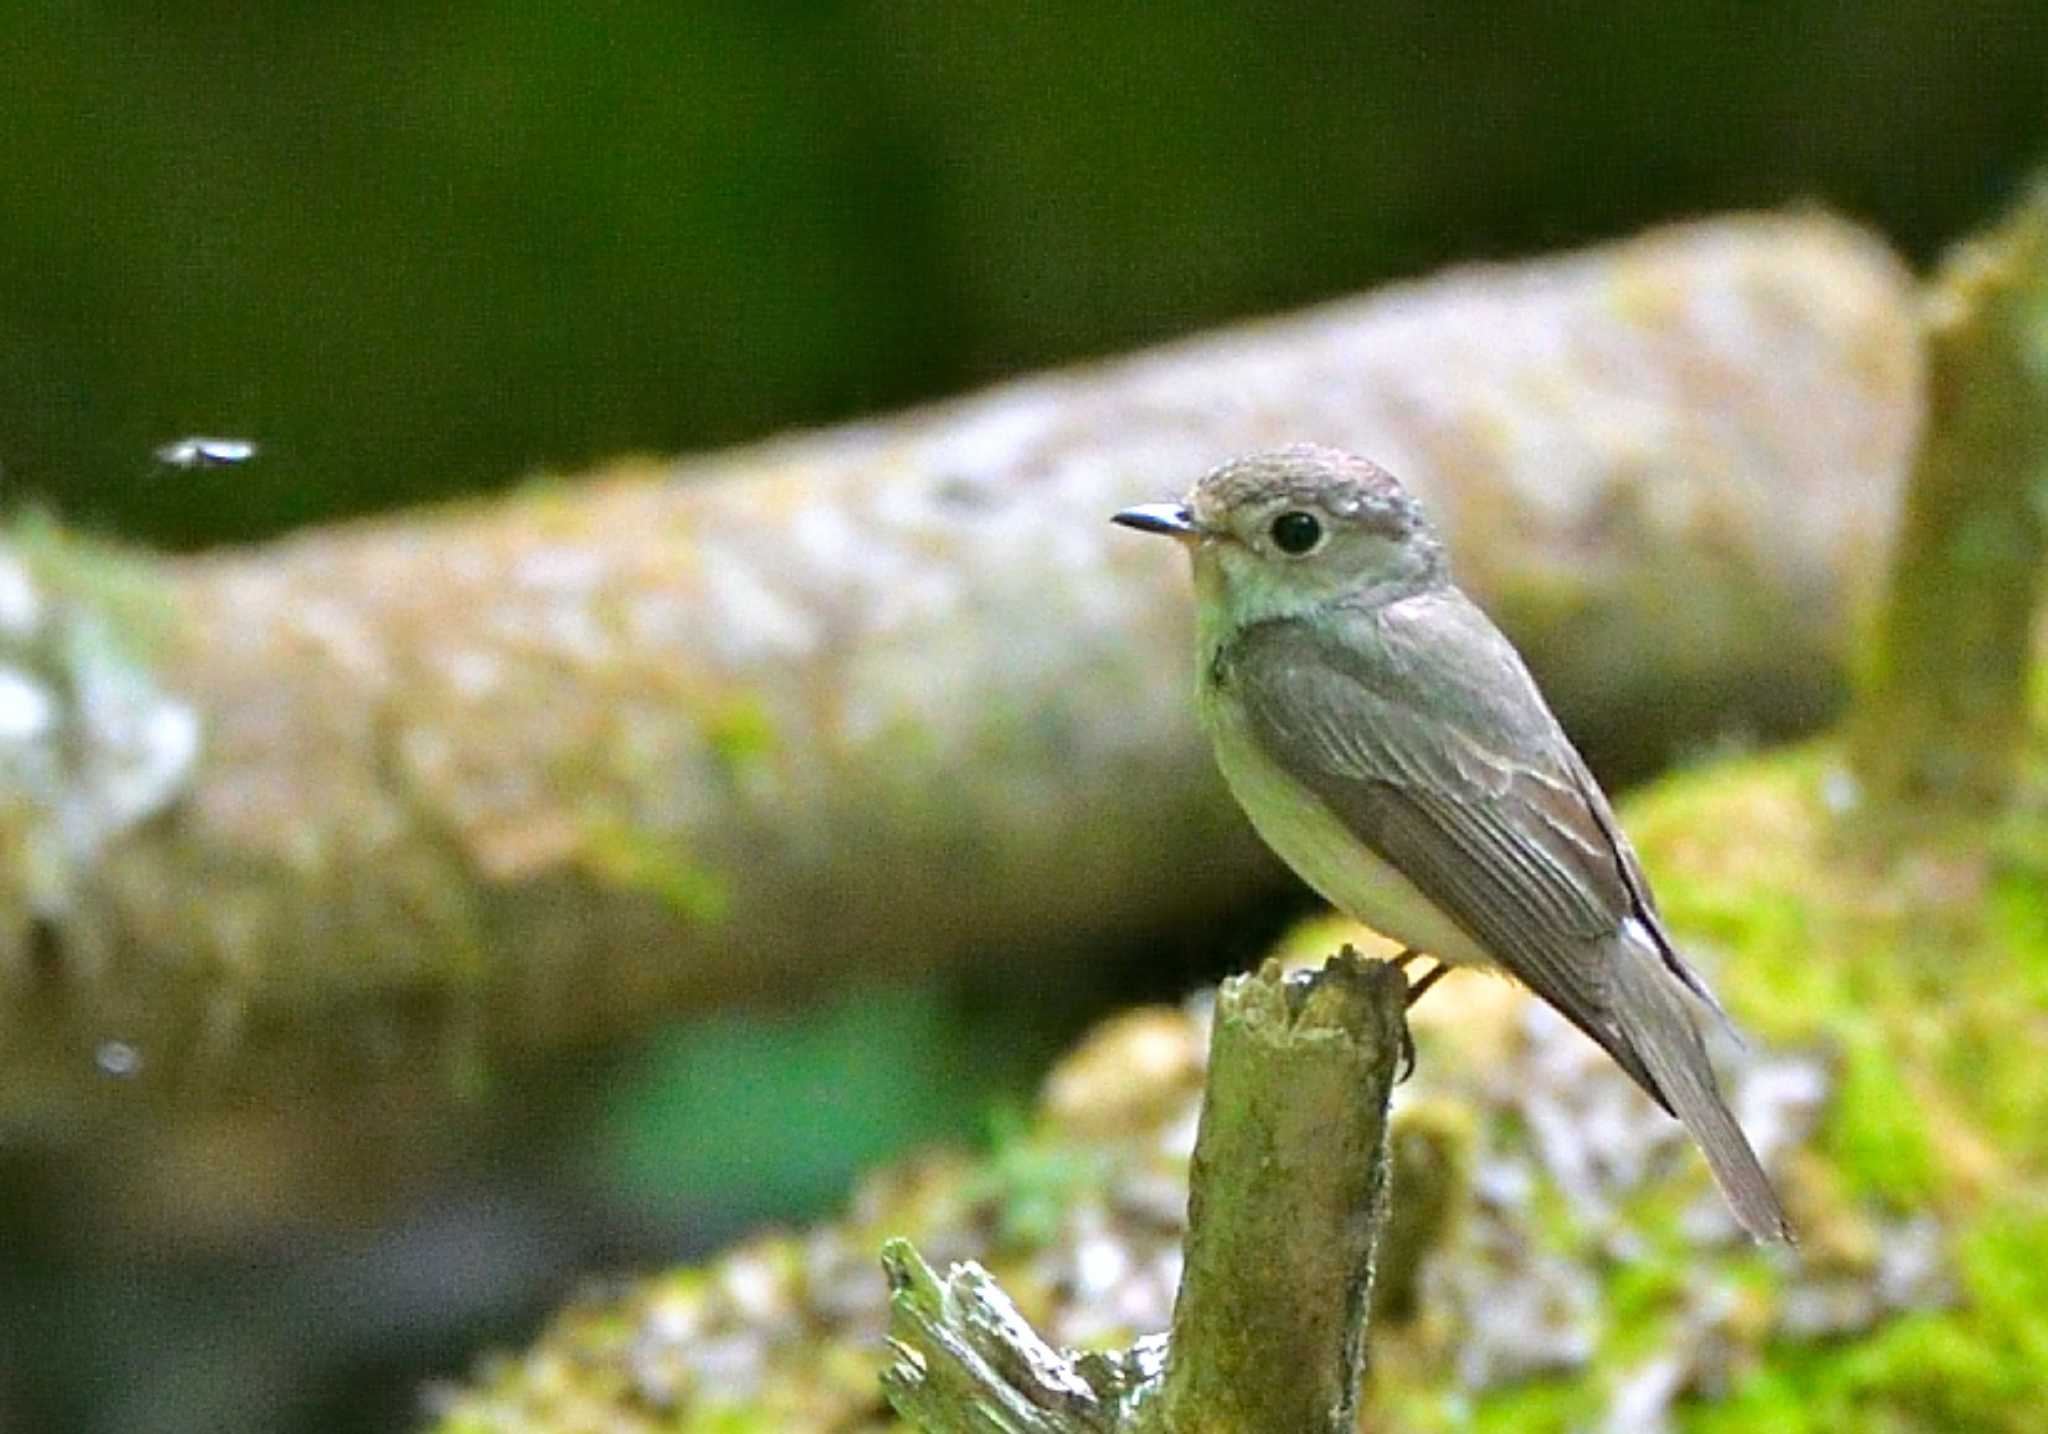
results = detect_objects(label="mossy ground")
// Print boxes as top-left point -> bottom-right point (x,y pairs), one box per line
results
431,723 -> 2048,1433
1428,735 -> 2048,1434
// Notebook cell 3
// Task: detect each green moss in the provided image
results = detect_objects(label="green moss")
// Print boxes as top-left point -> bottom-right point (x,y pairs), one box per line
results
1689,1273 -> 2048,1434
1601,1248 -> 1688,1360
1469,1380 -> 1597,1434
1621,731 -> 2048,1431
678,1412 -> 787,1434
1367,721 -> 2048,1432
1987,837 -> 2048,1006
1827,1029 -> 1941,1209
964,1107 -> 1112,1251
576,810 -> 729,922
704,693 -> 780,779
1377,1382 -> 1576,1434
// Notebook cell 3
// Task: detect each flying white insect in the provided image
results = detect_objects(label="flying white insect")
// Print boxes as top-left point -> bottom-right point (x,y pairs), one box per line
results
153,436 -> 259,469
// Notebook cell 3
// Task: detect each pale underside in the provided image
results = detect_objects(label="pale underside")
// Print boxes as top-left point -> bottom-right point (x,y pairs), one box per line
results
1203,689 -> 1498,969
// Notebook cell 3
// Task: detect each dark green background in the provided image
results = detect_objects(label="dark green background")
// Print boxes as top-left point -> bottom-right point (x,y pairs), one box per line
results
6,5 -> 2042,548
3,7 -> 2045,1434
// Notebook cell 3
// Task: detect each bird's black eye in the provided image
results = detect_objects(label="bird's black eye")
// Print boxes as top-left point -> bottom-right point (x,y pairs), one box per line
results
1269,510 -> 1323,555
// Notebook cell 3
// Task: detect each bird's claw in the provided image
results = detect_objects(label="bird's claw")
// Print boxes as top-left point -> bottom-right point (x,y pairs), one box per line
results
1393,954 -> 1447,1083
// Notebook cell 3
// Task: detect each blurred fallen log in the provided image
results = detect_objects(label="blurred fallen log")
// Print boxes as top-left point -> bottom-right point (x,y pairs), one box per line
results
0,213 -> 1917,1122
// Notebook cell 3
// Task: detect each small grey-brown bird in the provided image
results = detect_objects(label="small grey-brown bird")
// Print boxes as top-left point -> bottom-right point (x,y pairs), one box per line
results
1114,444 -> 1790,1242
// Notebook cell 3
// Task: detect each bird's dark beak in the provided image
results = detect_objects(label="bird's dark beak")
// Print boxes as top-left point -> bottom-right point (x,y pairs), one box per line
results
1111,502 -> 1200,543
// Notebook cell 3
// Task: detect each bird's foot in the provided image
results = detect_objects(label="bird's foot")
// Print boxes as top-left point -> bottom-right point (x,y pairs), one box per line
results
1394,958 -> 1448,1083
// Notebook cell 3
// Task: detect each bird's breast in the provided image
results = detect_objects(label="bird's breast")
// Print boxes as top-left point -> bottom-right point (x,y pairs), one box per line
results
1198,682 -> 1494,968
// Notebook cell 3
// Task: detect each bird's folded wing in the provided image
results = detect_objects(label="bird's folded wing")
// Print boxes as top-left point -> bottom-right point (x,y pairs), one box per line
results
1227,601 -> 1672,1107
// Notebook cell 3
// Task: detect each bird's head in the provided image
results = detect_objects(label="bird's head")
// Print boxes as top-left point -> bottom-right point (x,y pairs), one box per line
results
1113,444 -> 1446,628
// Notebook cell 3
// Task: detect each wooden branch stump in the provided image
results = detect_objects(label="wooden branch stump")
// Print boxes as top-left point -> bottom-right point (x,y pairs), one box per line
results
881,950 -> 1406,1434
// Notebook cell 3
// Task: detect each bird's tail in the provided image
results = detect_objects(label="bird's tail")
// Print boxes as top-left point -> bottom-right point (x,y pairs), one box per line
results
1608,946 -> 1793,1243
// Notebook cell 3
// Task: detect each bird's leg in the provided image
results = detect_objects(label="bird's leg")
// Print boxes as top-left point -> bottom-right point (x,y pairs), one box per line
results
1390,947 -> 1426,971
1394,957 -> 1449,1083
1404,962 -> 1449,1009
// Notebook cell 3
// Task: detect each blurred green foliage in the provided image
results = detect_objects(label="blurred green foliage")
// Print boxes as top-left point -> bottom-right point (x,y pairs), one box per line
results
597,981 -> 1064,1221
2,4 -> 2043,546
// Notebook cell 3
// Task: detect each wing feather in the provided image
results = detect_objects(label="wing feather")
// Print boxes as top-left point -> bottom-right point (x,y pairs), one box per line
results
1226,592 -> 1671,1105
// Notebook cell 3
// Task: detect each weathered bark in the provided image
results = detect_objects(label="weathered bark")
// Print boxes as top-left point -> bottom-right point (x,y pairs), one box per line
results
880,1241 -> 1156,1434
0,214 -> 1916,1118
1853,181 -> 2048,806
880,952 -> 1404,1433
1146,953 -> 1402,1432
